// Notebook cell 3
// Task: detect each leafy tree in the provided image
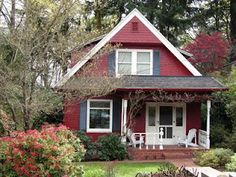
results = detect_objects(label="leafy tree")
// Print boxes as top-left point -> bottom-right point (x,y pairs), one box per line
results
193,0 -> 230,38
0,0 -> 99,131
225,66 -> 236,128
185,32 -> 229,74
230,0 -> 236,62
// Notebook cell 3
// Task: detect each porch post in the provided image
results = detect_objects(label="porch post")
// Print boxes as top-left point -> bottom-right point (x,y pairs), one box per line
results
121,99 -> 128,143
123,99 -> 128,135
206,100 -> 211,149
121,99 -> 124,136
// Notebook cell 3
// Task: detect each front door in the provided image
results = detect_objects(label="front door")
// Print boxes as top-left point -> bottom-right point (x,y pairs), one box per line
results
146,103 -> 186,145
158,105 -> 174,144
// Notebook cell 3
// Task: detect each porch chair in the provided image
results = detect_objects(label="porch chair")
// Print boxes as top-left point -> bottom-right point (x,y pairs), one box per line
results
126,129 -> 144,148
178,128 -> 198,148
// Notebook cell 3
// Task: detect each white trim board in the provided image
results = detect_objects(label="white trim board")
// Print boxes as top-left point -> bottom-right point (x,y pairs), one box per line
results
54,8 -> 201,87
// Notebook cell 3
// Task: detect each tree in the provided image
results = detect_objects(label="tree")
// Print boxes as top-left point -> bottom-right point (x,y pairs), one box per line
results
185,32 -> 229,74
0,0 -> 97,130
0,0 -> 121,131
230,0 -> 236,62
193,0 -> 230,39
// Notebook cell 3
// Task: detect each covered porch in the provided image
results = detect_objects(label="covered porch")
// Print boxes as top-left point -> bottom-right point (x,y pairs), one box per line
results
121,98 -> 211,150
118,76 -> 227,151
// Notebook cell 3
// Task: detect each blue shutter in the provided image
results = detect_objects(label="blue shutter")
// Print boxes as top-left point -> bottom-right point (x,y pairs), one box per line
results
79,101 -> 87,131
112,98 -> 121,132
108,51 -> 116,76
153,50 -> 160,75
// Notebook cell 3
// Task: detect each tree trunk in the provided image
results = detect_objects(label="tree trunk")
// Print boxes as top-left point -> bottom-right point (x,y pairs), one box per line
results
10,0 -> 16,32
94,0 -> 102,30
230,0 -> 236,62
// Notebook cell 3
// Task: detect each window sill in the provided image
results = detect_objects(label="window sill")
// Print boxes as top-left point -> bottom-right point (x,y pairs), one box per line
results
86,129 -> 112,133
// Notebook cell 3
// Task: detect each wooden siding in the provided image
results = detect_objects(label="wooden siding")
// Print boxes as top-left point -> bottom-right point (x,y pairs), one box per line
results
63,99 -> 79,130
110,17 -> 161,44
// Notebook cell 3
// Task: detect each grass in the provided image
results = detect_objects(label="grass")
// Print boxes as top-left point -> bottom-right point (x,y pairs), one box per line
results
80,161 -> 175,177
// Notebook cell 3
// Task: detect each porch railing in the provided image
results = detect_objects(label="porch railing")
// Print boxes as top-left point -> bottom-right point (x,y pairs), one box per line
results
198,129 -> 208,148
133,128 -> 164,150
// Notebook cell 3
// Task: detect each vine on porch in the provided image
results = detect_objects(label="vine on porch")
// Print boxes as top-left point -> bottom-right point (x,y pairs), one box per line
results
126,90 -> 213,131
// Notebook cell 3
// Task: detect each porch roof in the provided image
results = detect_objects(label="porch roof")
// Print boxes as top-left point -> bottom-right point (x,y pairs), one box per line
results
118,76 -> 227,91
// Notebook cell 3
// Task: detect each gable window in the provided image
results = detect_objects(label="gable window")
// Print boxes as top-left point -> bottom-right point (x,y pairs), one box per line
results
87,99 -> 113,133
116,49 -> 153,76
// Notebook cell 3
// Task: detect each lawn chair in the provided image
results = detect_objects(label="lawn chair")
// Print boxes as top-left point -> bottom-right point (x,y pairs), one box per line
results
126,128 -> 144,148
178,128 -> 197,148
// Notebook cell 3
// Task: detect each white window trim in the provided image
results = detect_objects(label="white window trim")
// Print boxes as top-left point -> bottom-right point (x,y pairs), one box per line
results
86,99 -> 113,133
115,49 -> 153,77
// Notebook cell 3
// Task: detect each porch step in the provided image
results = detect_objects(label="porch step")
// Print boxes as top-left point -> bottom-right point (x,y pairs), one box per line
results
128,147 -> 204,160
162,151 -> 193,159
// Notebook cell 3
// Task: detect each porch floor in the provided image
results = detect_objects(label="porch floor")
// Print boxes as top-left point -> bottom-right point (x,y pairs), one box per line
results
128,145 -> 206,160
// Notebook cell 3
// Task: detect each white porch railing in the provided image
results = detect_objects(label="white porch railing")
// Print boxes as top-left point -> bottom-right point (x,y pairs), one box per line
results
133,128 -> 164,150
198,129 -> 209,149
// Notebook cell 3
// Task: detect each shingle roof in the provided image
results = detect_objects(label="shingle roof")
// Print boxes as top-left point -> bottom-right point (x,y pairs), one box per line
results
119,76 -> 226,90
61,76 -> 226,92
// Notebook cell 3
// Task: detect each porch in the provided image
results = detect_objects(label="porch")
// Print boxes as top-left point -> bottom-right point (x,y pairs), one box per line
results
120,96 -> 212,150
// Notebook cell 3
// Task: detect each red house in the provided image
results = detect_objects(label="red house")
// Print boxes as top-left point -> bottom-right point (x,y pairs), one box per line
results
55,9 -> 226,154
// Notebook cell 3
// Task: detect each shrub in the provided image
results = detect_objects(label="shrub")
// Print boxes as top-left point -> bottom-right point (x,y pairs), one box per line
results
195,150 -> 219,168
97,134 -> 127,161
76,131 -> 98,161
195,148 -> 234,169
32,109 -> 63,130
211,124 -> 229,148
226,154 -> 236,171
214,148 -> 234,167
0,124 -> 85,177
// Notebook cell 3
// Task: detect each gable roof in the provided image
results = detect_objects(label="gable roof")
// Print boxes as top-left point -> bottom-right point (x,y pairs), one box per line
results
54,9 -> 201,87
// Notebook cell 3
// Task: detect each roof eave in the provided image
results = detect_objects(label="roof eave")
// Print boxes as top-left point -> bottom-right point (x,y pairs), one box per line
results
116,87 -> 228,92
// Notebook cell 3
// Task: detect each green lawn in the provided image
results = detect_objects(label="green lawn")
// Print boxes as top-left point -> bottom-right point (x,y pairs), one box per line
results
80,162 -> 175,177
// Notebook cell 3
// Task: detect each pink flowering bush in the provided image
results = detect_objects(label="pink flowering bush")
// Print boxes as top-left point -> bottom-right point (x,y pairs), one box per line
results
0,124 -> 85,177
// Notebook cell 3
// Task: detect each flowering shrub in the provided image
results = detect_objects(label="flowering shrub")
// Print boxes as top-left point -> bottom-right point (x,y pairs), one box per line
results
0,124 -> 85,177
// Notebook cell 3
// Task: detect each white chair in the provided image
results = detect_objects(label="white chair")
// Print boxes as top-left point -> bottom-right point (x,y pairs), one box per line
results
126,129 -> 144,148
178,128 -> 198,148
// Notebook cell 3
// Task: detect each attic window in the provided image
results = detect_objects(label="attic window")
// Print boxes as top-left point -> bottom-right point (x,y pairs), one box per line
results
132,22 -> 138,32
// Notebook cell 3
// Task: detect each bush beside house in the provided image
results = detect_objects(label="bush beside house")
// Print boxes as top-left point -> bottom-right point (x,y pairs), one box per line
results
195,148 -> 235,170
0,124 -> 84,177
77,132 -> 127,161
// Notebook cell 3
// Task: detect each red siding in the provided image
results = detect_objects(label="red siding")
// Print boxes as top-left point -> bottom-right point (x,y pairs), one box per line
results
132,107 -> 146,132
159,46 -> 192,76
70,45 -> 95,68
186,102 -> 201,134
63,99 -> 79,130
75,53 -> 108,77
110,17 -> 161,44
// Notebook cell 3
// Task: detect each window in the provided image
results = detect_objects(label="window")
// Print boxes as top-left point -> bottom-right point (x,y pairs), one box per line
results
148,106 -> 156,126
137,52 -> 151,75
87,99 -> 113,132
117,52 -> 132,75
176,107 -> 183,126
116,50 -> 152,76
